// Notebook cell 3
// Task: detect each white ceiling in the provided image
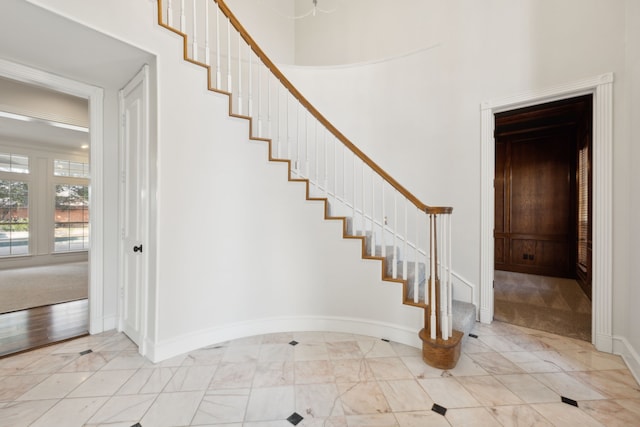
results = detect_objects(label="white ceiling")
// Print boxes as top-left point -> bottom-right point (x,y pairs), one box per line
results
0,114 -> 89,152
0,0 -> 153,153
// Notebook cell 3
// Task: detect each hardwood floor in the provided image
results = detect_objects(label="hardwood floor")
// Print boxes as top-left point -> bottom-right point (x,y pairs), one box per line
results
0,299 -> 88,358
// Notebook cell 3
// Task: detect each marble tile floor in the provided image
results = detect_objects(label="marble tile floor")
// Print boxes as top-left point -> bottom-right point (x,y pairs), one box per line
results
0,321 -> 639,426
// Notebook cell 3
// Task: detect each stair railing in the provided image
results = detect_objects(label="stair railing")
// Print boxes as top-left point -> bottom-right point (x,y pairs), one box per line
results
157,0 -> 454,342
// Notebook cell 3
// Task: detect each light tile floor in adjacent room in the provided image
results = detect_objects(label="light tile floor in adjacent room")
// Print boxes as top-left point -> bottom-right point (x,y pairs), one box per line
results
1,321 -> 639,426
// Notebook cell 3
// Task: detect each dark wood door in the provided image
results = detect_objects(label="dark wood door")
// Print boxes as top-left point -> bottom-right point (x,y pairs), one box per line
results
494,95 -> 592,282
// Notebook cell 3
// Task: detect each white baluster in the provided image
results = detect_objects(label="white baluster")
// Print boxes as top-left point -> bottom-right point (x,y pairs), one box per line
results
257,62 -> 262,137
204,1 -> 210,65
286,92 -> 290,161
370,174 -> 376,256
167,0 -> 173,26
414,208 -> 419,304
448,214 -> 453,337
192,0 -> 198,61
392,193 -> 397,279
381,182 -> 386,259
315,121 -> 319,191
430,214 -> 437,340
247,46 -> 253,117
276,84 -> 281,158
226,17 -> 232,93
361,163 -> 366,240
441,214 -> 449,340
403,199 -> 408,281
342,144 -> 347,203
304,112 -> 309,178
324,131 -> 329,196
352,153 -> 356,232
267,72 -> 272,139
295,102 -> 300,174
180,0 -> 185,31
332,137 -> 338,204
215,6 -> 221,88
237,31 -> 242,115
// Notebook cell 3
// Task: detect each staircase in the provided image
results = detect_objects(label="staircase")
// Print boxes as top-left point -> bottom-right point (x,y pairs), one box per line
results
156,0 -> 475,368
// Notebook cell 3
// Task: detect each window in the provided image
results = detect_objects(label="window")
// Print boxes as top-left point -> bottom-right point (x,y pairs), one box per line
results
54,184 -> 89,252
0,151 -> 89,259
577,146 -> 589,270
54,159 -> 90,178
0,180 -> 29,256
0,152 -> 29,174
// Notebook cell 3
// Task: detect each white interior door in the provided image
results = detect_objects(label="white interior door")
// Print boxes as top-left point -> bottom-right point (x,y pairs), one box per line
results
118,65 -> 149,351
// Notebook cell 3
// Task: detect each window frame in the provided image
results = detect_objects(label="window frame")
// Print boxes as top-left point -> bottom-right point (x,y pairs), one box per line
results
0,145 -> 90,263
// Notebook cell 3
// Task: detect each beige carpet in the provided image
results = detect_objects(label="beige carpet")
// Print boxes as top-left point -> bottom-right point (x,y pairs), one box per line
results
0,262 -> 88,314
494,270 -> 592,342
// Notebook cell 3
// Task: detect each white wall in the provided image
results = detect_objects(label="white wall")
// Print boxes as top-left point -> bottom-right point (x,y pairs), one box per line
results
226,0 -> 295,64
292,0 -> 444,66
24,0 -> 640,374
624,0 -> 640,377
283,0 -> 638,370
24,0 -> 425,361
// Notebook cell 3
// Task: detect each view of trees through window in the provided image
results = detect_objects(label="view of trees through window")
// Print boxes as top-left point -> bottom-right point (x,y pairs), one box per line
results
54,184 -> 89,252
0,150 -> 89,258
0,180 -> 29,256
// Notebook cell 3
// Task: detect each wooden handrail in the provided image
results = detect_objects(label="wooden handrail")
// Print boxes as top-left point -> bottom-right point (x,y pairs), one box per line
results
211,0 -> 452,215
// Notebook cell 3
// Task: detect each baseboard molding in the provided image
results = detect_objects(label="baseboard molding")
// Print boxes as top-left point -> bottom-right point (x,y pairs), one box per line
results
594,332 -> 614,353
103,314 -> 118,332
145,315 -> 422,363
613,335 -> 640,386
479,307 -> 492,324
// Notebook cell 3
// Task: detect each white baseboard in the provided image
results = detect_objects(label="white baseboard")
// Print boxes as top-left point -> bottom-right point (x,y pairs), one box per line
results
613,335 -> 640,386
145,315 -> 422,363
102,314 -> 118,332
479,307 -> 493,324
594,332 -> 614,353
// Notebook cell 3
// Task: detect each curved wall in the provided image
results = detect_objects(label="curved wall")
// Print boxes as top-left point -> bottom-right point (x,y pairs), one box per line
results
25,0 -> 425,362
281,0 -> 636,353
23,0 -> 640,374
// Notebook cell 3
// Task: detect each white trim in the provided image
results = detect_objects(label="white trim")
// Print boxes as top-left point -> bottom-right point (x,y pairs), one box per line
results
480,73 -> 614,353
0,58 -> 105,334
146,315 -> 422,363
103,314 -> 118,331
613,335 -> 640,386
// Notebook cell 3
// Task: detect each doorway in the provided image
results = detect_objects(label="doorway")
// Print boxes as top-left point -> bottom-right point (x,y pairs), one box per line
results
492,95 -> 592,341
0,59 -> 105,357
0,77 -> 92,356
480,73 -> 613,352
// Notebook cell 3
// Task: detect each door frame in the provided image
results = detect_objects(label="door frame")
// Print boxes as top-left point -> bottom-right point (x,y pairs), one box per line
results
0,58 -> 105,334
480,72 -> 614,352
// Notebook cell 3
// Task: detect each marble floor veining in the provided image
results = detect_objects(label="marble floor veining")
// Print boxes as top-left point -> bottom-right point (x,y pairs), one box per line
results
0,321 -> 639,426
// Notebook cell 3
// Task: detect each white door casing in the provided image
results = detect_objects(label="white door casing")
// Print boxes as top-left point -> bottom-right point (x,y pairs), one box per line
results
119,65 -> 150,354
480,73 -> 614,353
